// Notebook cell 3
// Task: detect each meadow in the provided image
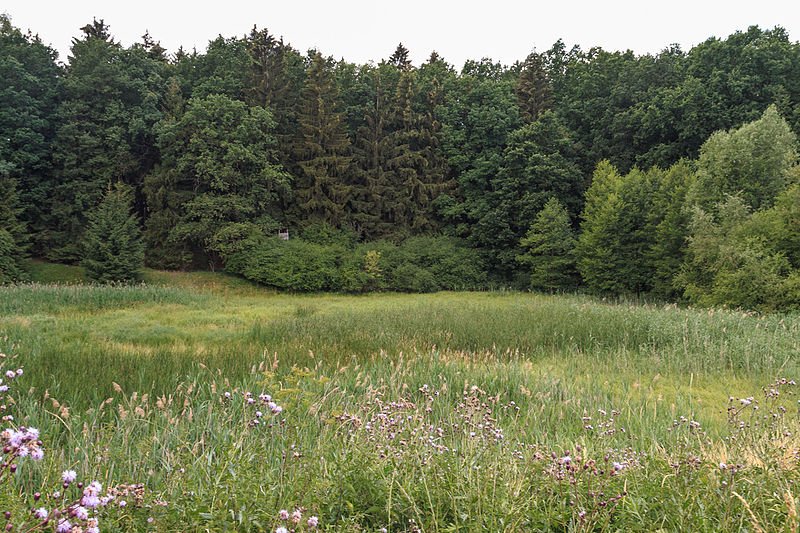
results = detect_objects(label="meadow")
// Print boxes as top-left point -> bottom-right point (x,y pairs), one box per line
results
1,265 -> 799,531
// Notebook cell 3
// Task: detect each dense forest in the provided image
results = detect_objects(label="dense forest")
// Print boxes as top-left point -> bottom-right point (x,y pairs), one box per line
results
1,15 -> 799,310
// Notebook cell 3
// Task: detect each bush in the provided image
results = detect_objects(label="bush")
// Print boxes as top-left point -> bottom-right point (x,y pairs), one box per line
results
229,235 -> 487,293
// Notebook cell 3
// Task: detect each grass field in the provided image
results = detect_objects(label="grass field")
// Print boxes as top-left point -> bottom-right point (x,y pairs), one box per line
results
1,269 -> 799,531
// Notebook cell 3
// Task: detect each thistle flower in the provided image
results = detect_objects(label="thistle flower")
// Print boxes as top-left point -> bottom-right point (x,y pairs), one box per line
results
275,527 -> 288,533
307,515 -> 319,528
291,509 -> 302,524
75,506 -> 89,520
55,519 -> 72,533
278,509 -> 289,520
62,470 -> 77,484
33,508 -> 48,520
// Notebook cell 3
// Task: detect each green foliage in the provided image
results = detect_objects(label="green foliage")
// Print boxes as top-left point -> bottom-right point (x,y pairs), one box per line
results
292,52 -> 353,226
692,105 -> 797,211
0,15 -> 60,254
80,183 -> 145,283
677,194 -> 800,311
518,198 -> 578,291
48,19 -> 164,261
0,170 -> 28,283
145,94 -> 289,268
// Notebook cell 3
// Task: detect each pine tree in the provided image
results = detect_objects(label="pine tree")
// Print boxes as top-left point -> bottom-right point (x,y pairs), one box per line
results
516,51 -> 553,123
292,52 -> 353,226
81,183 -> 144,283
518,198 -> 578,291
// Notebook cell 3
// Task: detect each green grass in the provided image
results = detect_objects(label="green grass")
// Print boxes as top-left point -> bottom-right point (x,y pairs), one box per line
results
1,267 -> 799,531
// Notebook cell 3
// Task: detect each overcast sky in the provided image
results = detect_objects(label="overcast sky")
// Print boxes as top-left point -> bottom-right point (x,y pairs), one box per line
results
3,1 -> 798,67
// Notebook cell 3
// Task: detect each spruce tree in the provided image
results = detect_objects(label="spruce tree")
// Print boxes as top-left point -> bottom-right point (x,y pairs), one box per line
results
81,183 -> 144,283
0,167 -> 29,283
292,51 -> 353,226
518,198 -> 578,291
516,52 -> 553,122
352,67 -> 395,237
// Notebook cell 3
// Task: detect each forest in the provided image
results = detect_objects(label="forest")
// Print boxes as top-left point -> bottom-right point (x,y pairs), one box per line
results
2,15 -> 799,310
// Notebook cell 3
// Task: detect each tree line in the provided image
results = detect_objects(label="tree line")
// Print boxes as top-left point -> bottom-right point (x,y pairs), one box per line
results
1,16 -> 799,310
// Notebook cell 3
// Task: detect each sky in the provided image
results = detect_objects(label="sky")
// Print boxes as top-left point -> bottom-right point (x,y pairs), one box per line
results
3,0 -> 798,67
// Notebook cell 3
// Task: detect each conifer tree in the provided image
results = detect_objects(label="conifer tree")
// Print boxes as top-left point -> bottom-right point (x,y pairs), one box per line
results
292,52 -> 353,226
389,43 -> 412,70
518,198 -> 578,291
81,183 -> 144,283
516,52 -> 553,122
0,167 -> 29,283
48,19 -> 164,262
352,68 -> 395,237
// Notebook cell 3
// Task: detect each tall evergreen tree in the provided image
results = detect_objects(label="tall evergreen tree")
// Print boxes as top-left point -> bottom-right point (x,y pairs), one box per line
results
292,52 -> 353,227
352,67 -> 396,237
389,43 -> 412,70
48,19 -> 164,261
0,167 -> 29,283
515,51 -> 553,122
81,183 -> 144,283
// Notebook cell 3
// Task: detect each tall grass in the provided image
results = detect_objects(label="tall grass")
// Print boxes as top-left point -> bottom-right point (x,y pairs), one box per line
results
1,279 -> 799,530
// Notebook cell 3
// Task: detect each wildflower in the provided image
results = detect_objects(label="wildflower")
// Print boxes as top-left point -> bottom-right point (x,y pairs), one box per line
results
223,392 -> 231,399
15,369 -> 22,376
307,516 -> 319,528
279,509 -> 289,520
272,405 -> 283,415
291,509 -> 302,524
5,371 -> 15,379
62,470 -> 77,484
560,455 -> 572,465
33,508 -> 48,520
119,500 -> 127,508
276,528 -> 288,533
719,462 -> 727,470
75,506 -> 89,520
255,411 -> 263,418
740,398 -> 752,406
55,519 -> 72,533
0,386 -> 7,393
613,462 -> 625,471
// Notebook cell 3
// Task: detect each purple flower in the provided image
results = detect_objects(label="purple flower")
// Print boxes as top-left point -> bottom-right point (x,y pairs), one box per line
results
56,519 -> 72,533
75,506 -> 89,520
278,509 -> 289,520
82,494 -> 101,509
275,527 -> 288,533
307,515 -> 319,528
5,371 -> 15,379
62,470 -> 77,484
291,509 -> 302,524
33,508 -> 48,520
